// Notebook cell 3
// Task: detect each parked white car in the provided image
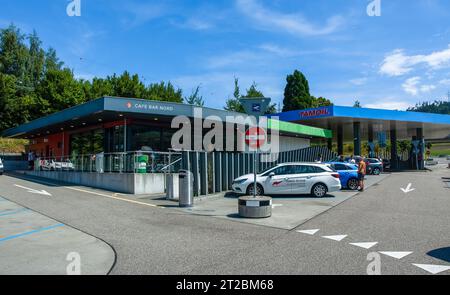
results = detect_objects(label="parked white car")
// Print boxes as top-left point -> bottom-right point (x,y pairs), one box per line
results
0,158 -> 4,175
232,162 -> 341,198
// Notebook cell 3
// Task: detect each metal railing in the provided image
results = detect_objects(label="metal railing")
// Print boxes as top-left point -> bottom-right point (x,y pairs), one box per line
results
180,146 -> 338,196
34,151 -> 182,174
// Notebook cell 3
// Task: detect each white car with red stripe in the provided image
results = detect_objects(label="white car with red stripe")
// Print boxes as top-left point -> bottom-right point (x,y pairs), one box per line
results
232,162 -> 341,198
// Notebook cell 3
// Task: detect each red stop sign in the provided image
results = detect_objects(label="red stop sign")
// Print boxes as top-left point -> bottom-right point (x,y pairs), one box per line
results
245,127 -> 267,149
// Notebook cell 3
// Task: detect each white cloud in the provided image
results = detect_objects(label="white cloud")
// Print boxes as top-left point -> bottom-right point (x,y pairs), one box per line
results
439,79 -> 450,86
235,0 -> 344,36
402,77 -> 421,95
365,100 -> 413,111
420,84 -> 436,93
401,77 -> 436,96
121,2 -> 167,27
182,18 -> 213,30
349,78 -> 368,86
380,45 -> 450,76
205,50 -> 262,69
258,44 -> 297,57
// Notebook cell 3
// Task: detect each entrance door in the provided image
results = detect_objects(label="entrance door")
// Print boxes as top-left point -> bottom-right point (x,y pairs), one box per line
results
289,165 -> 309,194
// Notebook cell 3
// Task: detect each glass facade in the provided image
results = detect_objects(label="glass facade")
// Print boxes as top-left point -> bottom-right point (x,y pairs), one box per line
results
130,124 -> 175,151
70,129 -> 104,156
105,125 -> 125,153
69,123 -> 178,156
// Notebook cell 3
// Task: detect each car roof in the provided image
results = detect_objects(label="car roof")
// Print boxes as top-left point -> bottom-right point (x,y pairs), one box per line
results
276,162 -> 329,167
327,162 -> 354,165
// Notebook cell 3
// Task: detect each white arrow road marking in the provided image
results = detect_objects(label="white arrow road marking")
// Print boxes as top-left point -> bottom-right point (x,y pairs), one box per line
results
322,235 -> 347,241
296,229 -> 320,235
400,183 -> 415,193
14,184 -> 52,196
379,251 -> 413,259
412,264 -> 450,275
350,242 -> 378,249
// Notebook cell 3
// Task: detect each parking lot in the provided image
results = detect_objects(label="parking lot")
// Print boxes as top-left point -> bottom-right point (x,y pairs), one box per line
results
0,195 -> 115,275
0,161 -> 449,275
142,174 -> 390,230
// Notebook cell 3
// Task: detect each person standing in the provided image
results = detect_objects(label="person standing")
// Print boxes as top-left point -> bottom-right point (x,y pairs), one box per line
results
357,157 -> 367,192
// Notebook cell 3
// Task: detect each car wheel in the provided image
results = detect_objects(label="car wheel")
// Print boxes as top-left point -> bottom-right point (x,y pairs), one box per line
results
347,178 -> 359,190
246,183 -> 264,196
311,183 -> 327,198
373,168 -> 381,175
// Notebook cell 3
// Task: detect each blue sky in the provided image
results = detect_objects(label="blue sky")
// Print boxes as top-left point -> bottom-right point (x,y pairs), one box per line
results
1,0 -> 450,110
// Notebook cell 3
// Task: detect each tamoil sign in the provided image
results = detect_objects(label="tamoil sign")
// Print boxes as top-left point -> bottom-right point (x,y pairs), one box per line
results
299,106 -> 333,120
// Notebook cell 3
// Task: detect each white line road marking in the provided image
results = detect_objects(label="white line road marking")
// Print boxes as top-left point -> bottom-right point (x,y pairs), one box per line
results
14,184 -> 52,196
64,187 -> 161,208
272,204 -> 283,208
296,229 -> 320,235
412,264 -> 450,274
12,178 -> 160,208
400,183 -> 415,193
350,242 -> 378,249
379,251 -> 413,259
322,235 -> 347,241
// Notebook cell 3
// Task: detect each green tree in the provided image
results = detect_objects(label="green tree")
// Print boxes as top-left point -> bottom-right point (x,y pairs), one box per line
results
0,73 -> 38,129
109,71 -> 146,99
185,85 -> 204,106
36,68 -> 86,115
26,31 -> 45,87
86,77 -> 114,99
243,82 -> 277,114
282,70 -> 313,111
224,77 -> 244,112
0,25 -> 28,80
224,79 -> 276,114
145,81 -> 183,103
353,100 -> 362,108
311,96 -> 333,108
44,47 -> 64,72
407,100 -> 450,114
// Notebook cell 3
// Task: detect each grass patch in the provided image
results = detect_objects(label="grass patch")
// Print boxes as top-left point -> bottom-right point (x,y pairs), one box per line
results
0,137 -> 29,154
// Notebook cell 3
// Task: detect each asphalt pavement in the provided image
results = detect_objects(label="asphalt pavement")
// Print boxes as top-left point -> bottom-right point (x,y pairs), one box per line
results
0,166 -> 449,275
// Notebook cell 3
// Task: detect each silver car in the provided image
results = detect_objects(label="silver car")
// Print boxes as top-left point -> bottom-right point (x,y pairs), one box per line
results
0,158 -> 3,175
232,162 -> 341,198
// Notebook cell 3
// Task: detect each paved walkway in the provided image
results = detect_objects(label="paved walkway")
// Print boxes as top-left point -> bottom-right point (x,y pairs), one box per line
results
0,196 -> 115,275
134,174 -> 390,230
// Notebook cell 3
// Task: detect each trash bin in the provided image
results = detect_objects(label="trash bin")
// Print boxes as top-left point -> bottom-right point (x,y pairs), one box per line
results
166,173 -> 179,201
178,169 -> 194,207
134,154 -> 148,173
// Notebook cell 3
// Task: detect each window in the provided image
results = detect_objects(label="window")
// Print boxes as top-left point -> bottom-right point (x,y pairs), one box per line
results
130,125 -> 162,151
334,164 -> 348,171
294,165 -> 327,174
271,165 -> 296,176
70,129 -> 104,156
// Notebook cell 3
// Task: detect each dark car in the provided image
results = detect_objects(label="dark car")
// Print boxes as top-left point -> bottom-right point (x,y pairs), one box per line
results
365,158 -> 383,175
